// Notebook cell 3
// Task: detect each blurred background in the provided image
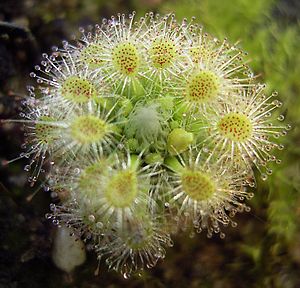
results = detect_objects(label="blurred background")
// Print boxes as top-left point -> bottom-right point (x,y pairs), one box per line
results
0,0 -> 299,287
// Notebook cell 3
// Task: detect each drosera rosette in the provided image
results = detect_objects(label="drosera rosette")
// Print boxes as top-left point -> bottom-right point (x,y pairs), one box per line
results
3,10 -> 290,278
193,84 -> 289,179
94,212 -> 173,278
164,149 -> 254,238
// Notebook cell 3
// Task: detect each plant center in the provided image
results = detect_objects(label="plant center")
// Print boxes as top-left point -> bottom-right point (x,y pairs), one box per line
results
70,115 -> 107,145
112,42 -> 140,76
105,169 -> 138,208
35,116 -> 57,144
78,161 -> 108,194
181,169 -> 216,201
217,112 -> 253,142
189,46 -> 211,63
186,70 -> 220,103
60,76 -> 97,103
149,38 -> 177,69
80,43 -> 104,69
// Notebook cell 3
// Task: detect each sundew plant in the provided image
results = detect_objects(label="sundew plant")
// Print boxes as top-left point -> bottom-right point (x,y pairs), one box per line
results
10,12 -> 289,277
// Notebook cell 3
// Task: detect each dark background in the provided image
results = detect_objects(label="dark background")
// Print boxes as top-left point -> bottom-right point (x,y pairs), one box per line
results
0,0 -> 300,287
